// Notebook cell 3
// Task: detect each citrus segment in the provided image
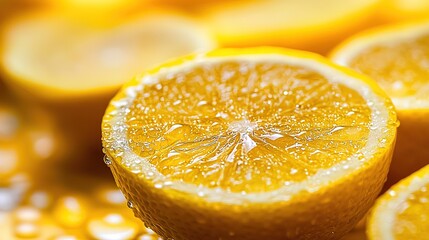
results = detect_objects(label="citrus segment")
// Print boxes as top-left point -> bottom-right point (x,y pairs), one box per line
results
201,0 -> 381,53
368,164 -> 429,240
331,21 -> 429,185
102,48 -> 397,240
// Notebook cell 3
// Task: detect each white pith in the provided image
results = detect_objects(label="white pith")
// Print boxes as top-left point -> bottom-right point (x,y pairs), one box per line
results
106,53 -> 392,204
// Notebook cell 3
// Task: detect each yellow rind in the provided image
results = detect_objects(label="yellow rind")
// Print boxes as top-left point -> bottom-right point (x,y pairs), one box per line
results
110,144 -> 394,240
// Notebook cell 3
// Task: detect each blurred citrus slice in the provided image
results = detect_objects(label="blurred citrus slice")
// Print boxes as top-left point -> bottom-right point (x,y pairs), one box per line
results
368,164 -> 429,240
1,11 -> 215,94
201,0 -> 381,53
378,0 -> 429,23
102,47 -> 397,240
331,20 -> 429,186
0,10 -> 216,155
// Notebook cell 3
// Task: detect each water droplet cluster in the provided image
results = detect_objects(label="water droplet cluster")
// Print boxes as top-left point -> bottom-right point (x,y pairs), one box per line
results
113,62 -> 373,193
0,172 -> 163,239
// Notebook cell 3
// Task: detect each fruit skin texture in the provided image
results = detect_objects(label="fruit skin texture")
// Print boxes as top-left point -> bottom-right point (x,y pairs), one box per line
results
102,48 -> 397,240
110,144 -> 394,240
387,110 -> 429,187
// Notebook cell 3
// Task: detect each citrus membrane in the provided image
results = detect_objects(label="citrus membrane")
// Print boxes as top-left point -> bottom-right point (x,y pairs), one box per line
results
125,63 -> 372,194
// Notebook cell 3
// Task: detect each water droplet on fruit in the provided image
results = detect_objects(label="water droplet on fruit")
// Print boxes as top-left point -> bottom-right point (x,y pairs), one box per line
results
127,200 -> 134,209
103,155 -> 112,166
197,191 -> 205,197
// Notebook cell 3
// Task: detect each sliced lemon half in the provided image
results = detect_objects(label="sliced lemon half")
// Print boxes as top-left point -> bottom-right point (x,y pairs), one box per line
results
102,47 -> 397,240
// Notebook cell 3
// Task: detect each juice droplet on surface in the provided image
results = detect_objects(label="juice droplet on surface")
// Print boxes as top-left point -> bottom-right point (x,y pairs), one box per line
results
86,213 -> 139,240
14,222 -> 40,238
97,188 -> 126,205
50,235 -> 80,240
127,200 -> 134,209
53,196 -> 88,228
137,233 -> 162,240
103,155 -> 112,165
14,206 -> 41,222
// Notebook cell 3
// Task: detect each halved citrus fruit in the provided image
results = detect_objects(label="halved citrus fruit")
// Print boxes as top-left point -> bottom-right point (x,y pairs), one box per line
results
0,10 -> 215,155
201,0 -> 381,54
331,20 -> 429,186
102,47 -> 397,240
368,164 -> 429,240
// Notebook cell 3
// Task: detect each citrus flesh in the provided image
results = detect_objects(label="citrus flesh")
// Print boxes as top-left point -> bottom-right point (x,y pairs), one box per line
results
102,48 -> 396,240
331,21 -> 429,186
368,164 -> 429,240
126,62 -> 372,194
201,0 -> 380,53
332,23 -> 429,106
